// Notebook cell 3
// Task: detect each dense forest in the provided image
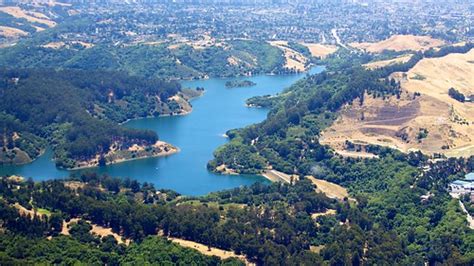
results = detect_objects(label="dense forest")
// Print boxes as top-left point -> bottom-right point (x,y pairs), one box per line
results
1,149 -> 473,265
0,68 -> 188,168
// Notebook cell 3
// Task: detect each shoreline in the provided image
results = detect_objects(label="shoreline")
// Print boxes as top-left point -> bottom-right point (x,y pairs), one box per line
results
69,146 -> 180,171
119,90 -> 205,125
0,147 -> 46,166
168,68 -> 310,82
168,64 -> 321,83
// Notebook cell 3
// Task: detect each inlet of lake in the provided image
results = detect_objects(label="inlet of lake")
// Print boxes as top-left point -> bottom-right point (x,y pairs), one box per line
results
0,66 -> 325,195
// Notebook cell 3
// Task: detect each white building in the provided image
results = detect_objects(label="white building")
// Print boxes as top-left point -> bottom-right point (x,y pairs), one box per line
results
449,180 -> 474,194
449,173 -> 474,197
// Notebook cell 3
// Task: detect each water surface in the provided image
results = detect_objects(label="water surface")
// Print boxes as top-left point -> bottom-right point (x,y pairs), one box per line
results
0,67 -> 324,195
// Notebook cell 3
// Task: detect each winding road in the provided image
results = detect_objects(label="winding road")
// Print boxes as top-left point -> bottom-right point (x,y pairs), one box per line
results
331,28 -> 349,49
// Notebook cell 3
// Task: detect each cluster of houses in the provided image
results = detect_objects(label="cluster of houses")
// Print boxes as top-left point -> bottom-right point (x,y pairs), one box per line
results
449,173 -> 474,199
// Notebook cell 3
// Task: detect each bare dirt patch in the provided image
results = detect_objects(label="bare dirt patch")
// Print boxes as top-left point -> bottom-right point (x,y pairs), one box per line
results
350,35 -> 444,53
320,93 -> 423,155
301,43 -> 337,58
215,164 -> 238,175
310,245 -> 325,254
322,48 -> 474,157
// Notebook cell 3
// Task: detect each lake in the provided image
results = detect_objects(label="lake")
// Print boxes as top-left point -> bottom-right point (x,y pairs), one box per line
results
0,66 -> 325,195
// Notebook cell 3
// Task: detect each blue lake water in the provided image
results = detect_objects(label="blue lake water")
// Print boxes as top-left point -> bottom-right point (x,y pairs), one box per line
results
0,66 -> 324,195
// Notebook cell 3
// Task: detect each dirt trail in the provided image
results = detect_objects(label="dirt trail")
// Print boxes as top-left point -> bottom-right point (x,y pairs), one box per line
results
311,209 -> 336,219
458,201 -> 474,229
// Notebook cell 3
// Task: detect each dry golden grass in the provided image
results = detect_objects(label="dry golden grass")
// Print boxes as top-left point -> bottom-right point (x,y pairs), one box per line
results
401,48 -> 474,156
269,41 -> 309,72
301,43 -> 337,58
43,1 -> 72,7
306,176 -> 349,201
311,209 -> 336,219
167,43 -> 183,50
13,203 -> 49,219
320,93 -> 422,155
0,6 -> 56,28
350,35 -> 444,53
62,218 -> 131,245
363,54 -> 413,70
42,41 -> 65,49
64,181 -> 86,191
168,237 -> 251,265
6,175 -> 24,183
334,150 -> 379,159
310,245 -> 325,254
90,223 -> 130,245
322,48 -> 474,157
0,26 -> 28,38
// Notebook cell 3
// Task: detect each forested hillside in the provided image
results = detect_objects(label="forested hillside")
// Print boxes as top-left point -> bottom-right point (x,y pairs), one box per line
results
0,68 -> 190,168
0,32 -> 288,80
211,42 -> 474,175
1,156 -> 472,265
207,45 -> 474,264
